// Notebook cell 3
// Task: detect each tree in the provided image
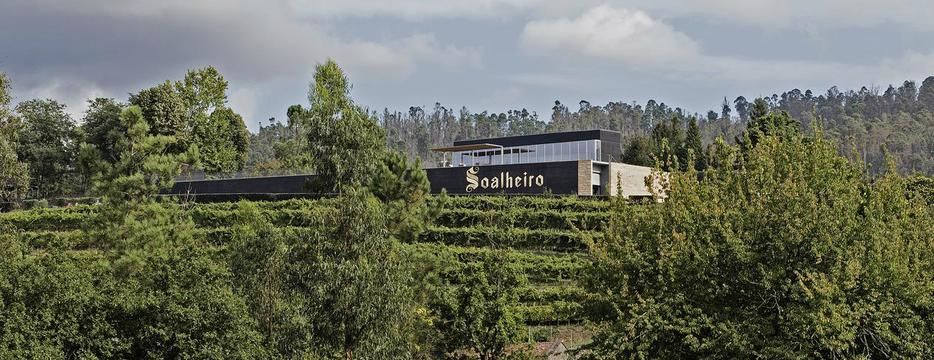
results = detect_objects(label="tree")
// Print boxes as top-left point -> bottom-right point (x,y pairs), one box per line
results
706,110 -> 718,123
0,73 -> 28,207
192,107 -> 249,172
96,202 -> 264,359
0,137 -> 28,207
733,96 -> 750,122
585,132 -> 934,358
737,98 -> 800,155
130,67 -> 248,172
178,67 -> 250,172
84,105 -> 198,205
129,81 -> 189,151
621,136 -> 656,167
434,252 -> 526,360
720,97 -> 732,120
81,98 -> 125,163
0,73 -> 15,133
177,66 -> 228,115
14,99 -> 81,197
919,76 -> 934,111
272,105 -> 314,171
684,118 -> 705,171
229,190 -> 416,359
304,60 -> 386,192
370,150 -> 435,241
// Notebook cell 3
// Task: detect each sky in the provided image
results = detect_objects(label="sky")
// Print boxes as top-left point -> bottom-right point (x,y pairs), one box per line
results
2,0 -> 934,131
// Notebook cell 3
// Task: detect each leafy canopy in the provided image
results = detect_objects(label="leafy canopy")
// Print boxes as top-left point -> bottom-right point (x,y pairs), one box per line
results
586,130 -> 934,359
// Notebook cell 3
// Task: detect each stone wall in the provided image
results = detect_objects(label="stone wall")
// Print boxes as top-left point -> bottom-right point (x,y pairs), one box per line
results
576,160 -> 592,196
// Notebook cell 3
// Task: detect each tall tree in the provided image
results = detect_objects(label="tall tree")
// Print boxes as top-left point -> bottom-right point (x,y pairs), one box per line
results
81,98 -> 125,163
621,135 -> 656,167
130,67 -> 249,172
720,97 -> 732,120
0,73 -> 28,207
685,117 -> 705,170
179,67 -> 249,172
0,73 -> 15,133
0,137 -> 28,206
304,60 -> 386,192
733,96 -> 750,122
129,81 -> 189,150
14,99 -> 81,197
919,76 -> 934,111
177,66 -> 228,115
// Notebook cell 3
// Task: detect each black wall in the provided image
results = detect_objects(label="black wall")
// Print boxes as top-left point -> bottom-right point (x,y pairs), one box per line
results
164,174 -> 317,195
426,161 -> 581,195
162,161 -> 585,199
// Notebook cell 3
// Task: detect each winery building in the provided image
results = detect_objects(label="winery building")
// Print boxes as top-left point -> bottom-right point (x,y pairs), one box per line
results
426,130 -> 661,198
165,130 -> 662,199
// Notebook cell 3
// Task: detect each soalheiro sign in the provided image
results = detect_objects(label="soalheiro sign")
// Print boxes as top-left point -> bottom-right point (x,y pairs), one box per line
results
465,166 -> 545,192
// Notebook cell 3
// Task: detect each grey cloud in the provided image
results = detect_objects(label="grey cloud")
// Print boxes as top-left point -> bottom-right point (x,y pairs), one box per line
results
0,0 -> 481,125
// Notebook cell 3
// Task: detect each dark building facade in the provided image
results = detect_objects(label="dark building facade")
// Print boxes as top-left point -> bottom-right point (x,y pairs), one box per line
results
163,129 -> 661,199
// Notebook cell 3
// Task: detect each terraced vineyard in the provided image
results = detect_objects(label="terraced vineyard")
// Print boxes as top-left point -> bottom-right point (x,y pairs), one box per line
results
0,196 -> 610,326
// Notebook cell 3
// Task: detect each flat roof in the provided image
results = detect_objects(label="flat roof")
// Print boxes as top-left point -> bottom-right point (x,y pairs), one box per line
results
431,143 -> 502,152
453,129 -> 621,148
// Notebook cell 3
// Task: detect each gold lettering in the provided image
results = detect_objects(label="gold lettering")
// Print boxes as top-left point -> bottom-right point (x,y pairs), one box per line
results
466,167 -> 547,192
466,167 -> 479,192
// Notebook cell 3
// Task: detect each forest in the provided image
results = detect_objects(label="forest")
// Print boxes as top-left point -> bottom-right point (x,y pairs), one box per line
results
1,63 -> 933,201
0,61 -> 933,359
250,75 -> 934,177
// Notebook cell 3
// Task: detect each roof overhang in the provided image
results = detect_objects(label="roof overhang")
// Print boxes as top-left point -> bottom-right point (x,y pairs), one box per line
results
430,143 -> 502,152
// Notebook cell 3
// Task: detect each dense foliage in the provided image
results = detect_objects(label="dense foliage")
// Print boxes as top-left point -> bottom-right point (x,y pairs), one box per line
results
585,131 -> 934,358
12,99 -> 81,198
433,252 -> 527,360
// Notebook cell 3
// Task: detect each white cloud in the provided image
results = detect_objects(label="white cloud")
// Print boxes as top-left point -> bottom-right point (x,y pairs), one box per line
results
521,5 -> 701,70
520,5 -> 934,91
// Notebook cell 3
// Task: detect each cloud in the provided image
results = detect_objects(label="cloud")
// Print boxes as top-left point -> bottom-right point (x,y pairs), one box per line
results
0,0 -> 481,125
288,0 -> 546,20
284,0 -> 934,31
519,5 -> 934,91
521,5 -> 701,70
632,0 -> 934,31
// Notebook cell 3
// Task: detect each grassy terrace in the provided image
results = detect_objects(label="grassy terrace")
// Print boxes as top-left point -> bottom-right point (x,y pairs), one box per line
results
0,196 -> 614,325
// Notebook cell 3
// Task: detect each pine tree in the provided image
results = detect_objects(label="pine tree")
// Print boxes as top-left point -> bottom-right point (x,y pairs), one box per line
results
685,118 -> 705,170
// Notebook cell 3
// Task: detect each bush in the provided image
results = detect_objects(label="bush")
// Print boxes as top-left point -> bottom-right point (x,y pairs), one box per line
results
585,133 -> 934,358
419,226 -> 595,252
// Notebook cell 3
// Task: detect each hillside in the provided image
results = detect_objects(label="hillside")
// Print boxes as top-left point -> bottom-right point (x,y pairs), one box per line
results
0,196 -> 611,331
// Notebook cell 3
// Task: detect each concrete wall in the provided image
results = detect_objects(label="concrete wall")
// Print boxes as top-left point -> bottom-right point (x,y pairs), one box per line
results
606,162 -> 666,199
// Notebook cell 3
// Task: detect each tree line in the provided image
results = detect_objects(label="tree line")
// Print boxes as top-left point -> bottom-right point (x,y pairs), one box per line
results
3,64 -> 932,203
250,76 -> 934,175
0,68 -> 249,203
